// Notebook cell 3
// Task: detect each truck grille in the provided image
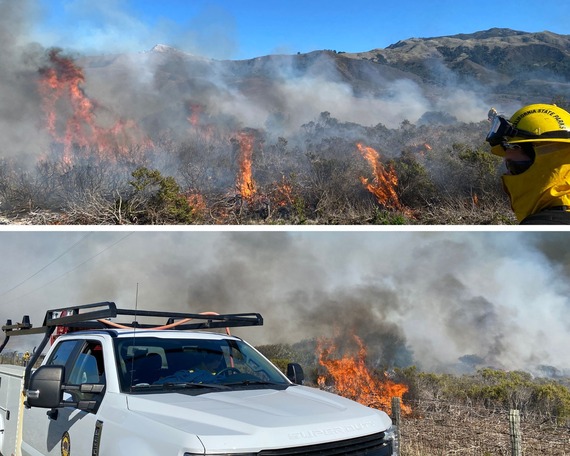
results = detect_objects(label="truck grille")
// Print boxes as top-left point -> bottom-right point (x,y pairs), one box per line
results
257,432 -> 393,456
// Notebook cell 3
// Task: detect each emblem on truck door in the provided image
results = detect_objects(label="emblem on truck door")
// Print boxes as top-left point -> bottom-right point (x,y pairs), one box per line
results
61,431 -> 71,456
92,420 -> 103,456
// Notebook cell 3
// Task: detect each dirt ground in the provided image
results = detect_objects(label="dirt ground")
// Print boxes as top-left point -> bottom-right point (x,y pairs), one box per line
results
398,400 -> 570,455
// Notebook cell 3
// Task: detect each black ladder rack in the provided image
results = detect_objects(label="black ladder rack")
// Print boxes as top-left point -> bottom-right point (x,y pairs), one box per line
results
2,301 -> 263,336
0,301 -> 263,389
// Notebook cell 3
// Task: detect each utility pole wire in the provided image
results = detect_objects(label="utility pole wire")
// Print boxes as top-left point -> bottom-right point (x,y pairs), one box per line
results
3,232 -> 135,305
0,233 -> 93,298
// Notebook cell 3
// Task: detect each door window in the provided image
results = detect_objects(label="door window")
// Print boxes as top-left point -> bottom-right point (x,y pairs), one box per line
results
48,340 -> 106,409
46,339 -> 80,369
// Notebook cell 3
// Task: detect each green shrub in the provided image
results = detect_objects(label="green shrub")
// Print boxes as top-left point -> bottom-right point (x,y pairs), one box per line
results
126,167 -> 194,224
532,382 -> 570,423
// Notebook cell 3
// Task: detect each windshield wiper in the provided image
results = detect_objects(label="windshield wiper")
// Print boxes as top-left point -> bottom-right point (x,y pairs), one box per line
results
161,382 -> 230,390
224,380 -> 283,387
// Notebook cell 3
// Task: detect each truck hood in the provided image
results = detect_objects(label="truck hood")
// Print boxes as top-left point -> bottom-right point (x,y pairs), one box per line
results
126,385 -> 392,452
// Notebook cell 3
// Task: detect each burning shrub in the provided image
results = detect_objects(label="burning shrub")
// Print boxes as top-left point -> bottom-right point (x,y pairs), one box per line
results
317,334 -> 411,415
356,143 -> 403,211
38,48 -> 153,164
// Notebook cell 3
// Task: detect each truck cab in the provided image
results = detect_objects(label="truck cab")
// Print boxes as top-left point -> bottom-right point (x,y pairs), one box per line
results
1,302 -> 395,455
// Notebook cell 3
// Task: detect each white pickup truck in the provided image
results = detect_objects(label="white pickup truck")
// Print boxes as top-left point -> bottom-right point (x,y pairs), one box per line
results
0,302 -> 395,455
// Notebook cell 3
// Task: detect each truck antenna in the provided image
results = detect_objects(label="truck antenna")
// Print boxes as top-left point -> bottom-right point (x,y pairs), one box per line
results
129,283 -> 140,390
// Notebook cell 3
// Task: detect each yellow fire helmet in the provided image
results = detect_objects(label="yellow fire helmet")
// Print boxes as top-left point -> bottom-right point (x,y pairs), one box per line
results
488,104 -> 570,156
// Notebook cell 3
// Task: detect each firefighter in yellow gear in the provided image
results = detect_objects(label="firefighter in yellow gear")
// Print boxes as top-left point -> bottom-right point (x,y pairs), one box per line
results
486,103 -> 570,224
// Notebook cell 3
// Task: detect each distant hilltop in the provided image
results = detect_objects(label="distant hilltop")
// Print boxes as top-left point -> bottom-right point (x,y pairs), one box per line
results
74,28 -> 570,138
345,28 -> 570,102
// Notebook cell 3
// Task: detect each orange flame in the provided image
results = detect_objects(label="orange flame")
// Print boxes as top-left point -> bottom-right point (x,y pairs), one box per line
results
317,334 -> 411,415
38,49 -> 152,162
356,143 -> 404,212
415,143 -> 432,157
186,102 -> 216,142
274,176 -> 294,207
236,131 -> 256,199
473,194 -> 479,206
186,192 -> 207,218
187,103 -> 203,127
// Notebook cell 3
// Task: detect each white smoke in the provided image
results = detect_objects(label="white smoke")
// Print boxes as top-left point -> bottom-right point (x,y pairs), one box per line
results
0,0 -> 50,162
0,0 -> 503,164
1,231 -> 569,376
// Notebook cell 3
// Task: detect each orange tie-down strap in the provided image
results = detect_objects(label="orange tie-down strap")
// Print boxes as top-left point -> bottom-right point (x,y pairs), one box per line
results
97,312 -> 231,335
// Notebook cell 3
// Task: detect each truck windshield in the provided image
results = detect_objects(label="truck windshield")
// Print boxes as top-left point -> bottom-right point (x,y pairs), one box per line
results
114,336 -> 290,391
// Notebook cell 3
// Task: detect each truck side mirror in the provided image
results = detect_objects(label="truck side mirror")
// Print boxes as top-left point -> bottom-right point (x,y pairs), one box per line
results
286,363 -> 304,385
26,365 -> 64,409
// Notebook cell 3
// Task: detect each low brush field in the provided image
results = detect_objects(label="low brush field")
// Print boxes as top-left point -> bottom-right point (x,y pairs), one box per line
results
391,368 -> 570,455
0,117 -> 518,225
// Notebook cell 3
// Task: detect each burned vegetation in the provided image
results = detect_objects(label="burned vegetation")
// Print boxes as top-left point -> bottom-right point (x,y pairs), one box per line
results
0,47 -> 517,225
0,117 -> 513,225
0,58 -> 513,226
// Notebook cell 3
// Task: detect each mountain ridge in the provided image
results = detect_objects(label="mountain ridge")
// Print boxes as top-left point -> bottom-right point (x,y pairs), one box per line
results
77,28 -> 570,138
343,28 -> 570,92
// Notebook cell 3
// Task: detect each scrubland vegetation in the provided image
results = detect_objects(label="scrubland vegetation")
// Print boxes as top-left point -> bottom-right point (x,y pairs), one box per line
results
257,343 -> 570,455
0,113 -> 515,225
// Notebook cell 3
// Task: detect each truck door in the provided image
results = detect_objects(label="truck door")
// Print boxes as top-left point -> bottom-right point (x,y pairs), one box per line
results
22,339 -> 106,456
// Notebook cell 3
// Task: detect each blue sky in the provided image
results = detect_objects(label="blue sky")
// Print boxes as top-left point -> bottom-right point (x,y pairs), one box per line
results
32,0 -> 570,60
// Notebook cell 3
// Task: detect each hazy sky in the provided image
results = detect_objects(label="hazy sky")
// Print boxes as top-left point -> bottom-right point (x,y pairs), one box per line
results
2,0 -> 561,161
0,229 -> 569,376
28,0 -> 570,59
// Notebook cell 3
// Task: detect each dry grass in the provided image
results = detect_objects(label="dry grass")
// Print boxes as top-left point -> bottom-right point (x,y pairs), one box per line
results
399,400 -> 570,455
0,197 -> 516,225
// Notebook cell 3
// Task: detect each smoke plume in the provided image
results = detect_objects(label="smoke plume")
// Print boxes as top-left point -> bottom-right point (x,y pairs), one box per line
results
0,0 -> 50,162
1,231 -> 569,376
0,0 -> 498,167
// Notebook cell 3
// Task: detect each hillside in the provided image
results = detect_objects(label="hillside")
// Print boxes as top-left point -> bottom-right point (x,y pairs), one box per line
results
2,28 -> 570,225
353,28 -> 570,102
71,28 -> 570,143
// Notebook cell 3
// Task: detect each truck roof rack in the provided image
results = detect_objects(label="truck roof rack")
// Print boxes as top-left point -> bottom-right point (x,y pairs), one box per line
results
0,302 -> 263,390
2,301 -> 263,338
